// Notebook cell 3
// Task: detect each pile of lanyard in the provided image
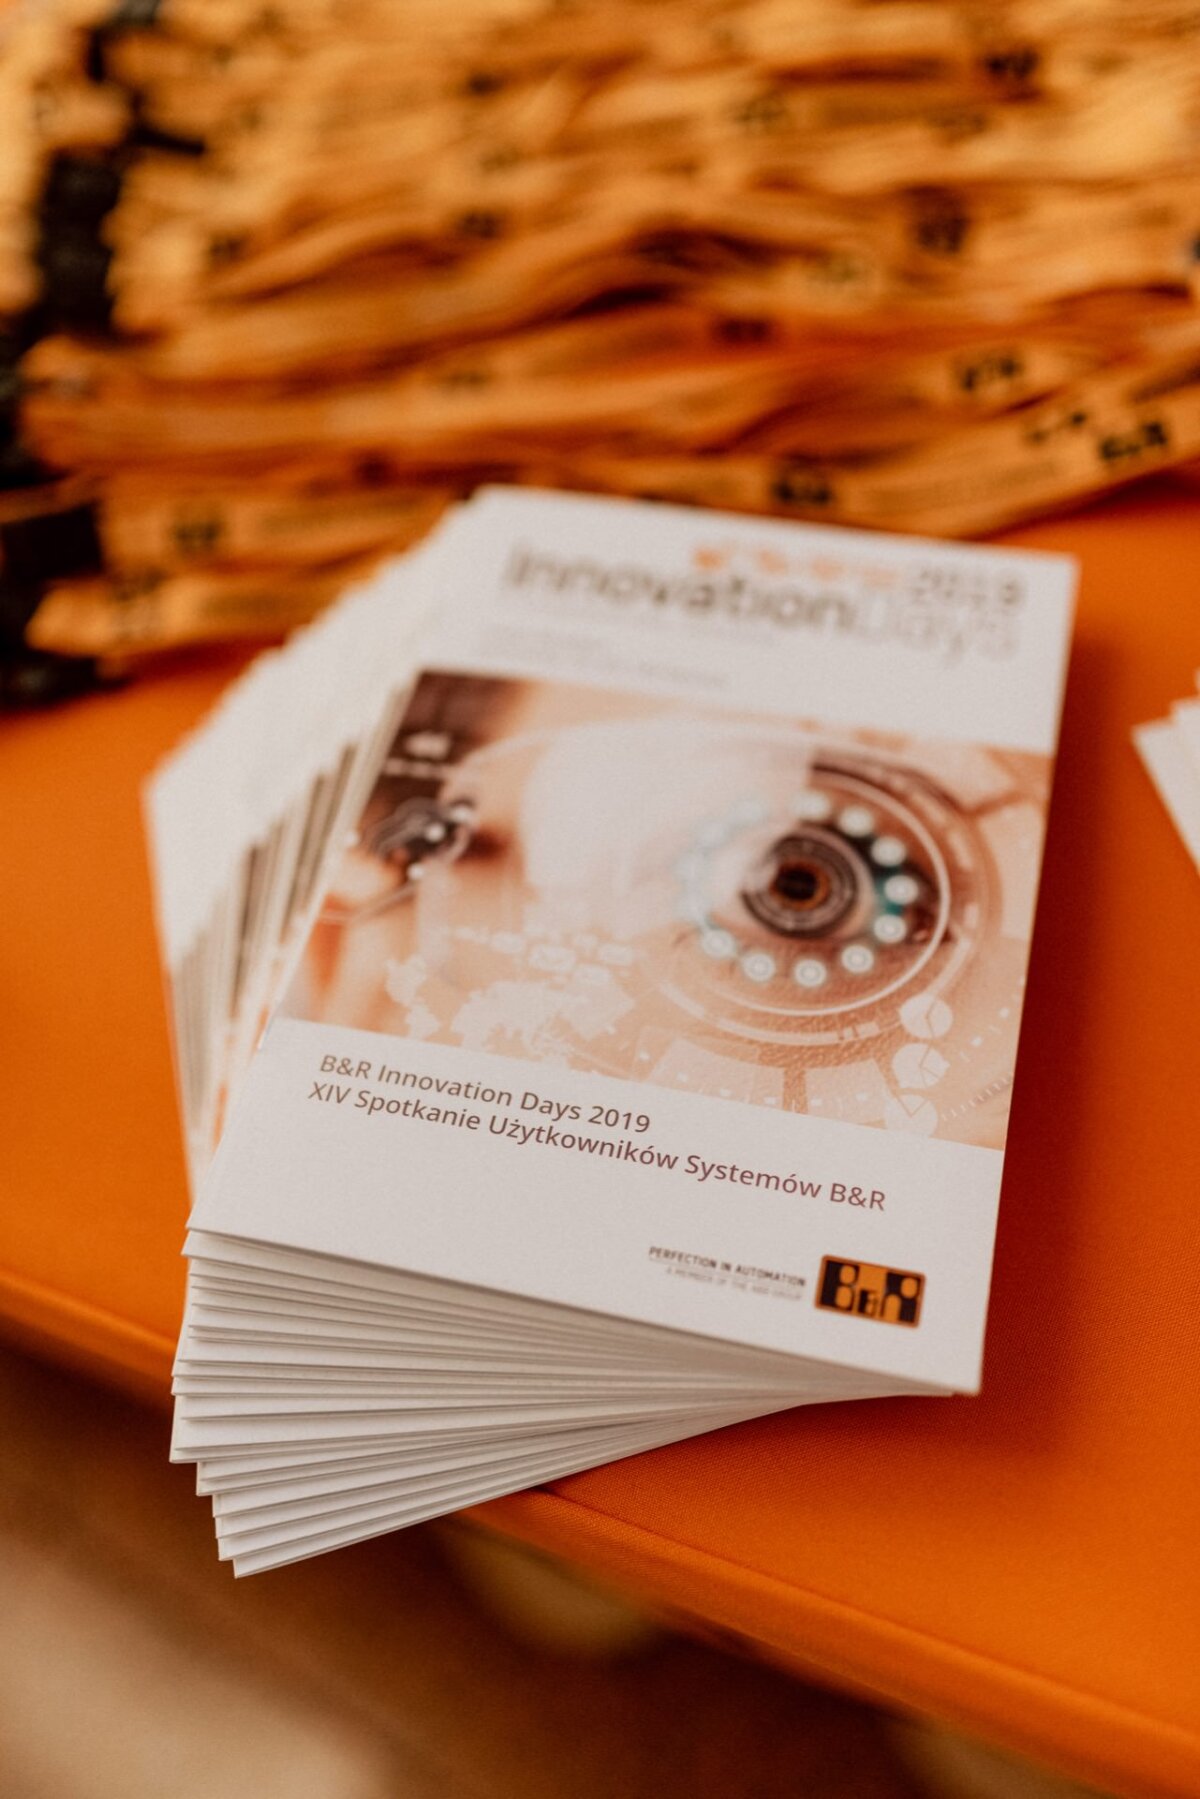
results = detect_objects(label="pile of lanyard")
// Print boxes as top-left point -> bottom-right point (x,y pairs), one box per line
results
2,0 -> 1199,701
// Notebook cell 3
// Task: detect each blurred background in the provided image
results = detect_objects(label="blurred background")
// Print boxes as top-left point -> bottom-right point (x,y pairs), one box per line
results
0,1342 -> 1112,1799
1,0 -> 1199,702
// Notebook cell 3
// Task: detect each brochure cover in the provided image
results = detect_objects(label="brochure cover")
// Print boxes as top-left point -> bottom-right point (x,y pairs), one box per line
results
190,489 -> 1075,1395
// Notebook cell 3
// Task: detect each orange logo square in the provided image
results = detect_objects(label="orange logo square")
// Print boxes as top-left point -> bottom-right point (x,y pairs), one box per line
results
816,1257 -> 925,1327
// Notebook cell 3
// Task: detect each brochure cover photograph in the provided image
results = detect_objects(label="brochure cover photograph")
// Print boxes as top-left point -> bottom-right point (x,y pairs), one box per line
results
288,672 -> 1051,1152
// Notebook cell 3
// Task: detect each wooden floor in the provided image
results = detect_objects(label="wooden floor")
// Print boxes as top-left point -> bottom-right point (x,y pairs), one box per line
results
0,1346 -> 1102,1799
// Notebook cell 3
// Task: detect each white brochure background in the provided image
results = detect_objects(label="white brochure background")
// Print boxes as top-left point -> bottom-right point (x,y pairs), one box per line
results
196,1017 -> 1001,1387
430,487 -> 1075,754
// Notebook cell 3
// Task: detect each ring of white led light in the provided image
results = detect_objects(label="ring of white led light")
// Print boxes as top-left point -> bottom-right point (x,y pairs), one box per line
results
673,768 -> 953,1022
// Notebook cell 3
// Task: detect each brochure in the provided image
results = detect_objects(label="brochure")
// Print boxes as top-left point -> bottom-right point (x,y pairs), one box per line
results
148,488 -> 1075,1573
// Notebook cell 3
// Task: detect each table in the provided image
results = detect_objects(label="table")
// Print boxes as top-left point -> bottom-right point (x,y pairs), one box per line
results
2,488 -> 1197,1798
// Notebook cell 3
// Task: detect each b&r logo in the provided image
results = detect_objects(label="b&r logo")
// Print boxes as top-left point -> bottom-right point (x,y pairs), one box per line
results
817,1257 -> 925,1327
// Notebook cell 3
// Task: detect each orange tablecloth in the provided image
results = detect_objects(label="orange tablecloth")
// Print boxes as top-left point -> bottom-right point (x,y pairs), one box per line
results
2,489 -> 1198,1797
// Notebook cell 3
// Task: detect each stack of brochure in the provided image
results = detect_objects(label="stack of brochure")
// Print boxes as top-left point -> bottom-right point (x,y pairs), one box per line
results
1134,687 -> 1200,877
147,489 -> 1075,1574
